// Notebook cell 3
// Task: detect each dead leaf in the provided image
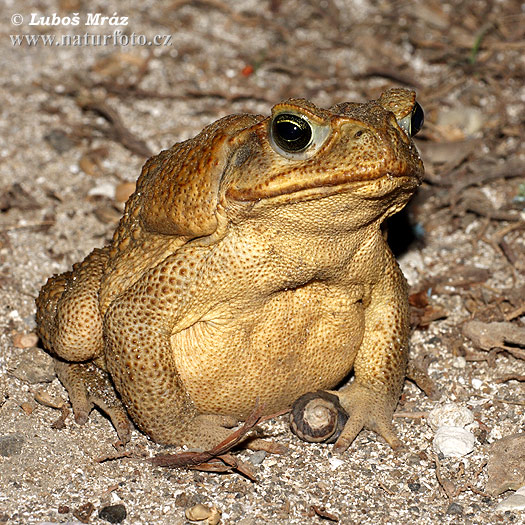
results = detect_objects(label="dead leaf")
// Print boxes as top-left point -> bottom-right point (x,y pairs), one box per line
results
310,505 -> 339,522
463,321 -> 525,360
407,361 -> 440,399
409,290 -> 429,308
115,182 -> 136,203
76,94 -> 152,158
0,184 -> 40,212
418,139 -> 479,166
409,289 -> 447,328
79,153 -> 103,177
73,502 -> 95,524
150,405 -> 265,479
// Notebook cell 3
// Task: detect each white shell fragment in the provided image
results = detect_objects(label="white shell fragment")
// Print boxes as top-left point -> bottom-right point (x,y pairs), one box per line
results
207,507 -> 222,525
186,504 -> 211,521
87,181 -> 116,199
427,403 -> 474,431
433,425 -> 475,457
496,486 -> 525,512
329,457 -> 345,471
185,504 -> 222,524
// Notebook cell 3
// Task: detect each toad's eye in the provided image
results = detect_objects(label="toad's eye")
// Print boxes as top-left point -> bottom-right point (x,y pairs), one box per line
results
411,102 -> 424,136
271,113 -> 313,152
397,101 -> 424,138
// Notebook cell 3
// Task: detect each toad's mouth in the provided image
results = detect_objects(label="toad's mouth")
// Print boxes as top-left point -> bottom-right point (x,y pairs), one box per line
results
226,163 -> 424,204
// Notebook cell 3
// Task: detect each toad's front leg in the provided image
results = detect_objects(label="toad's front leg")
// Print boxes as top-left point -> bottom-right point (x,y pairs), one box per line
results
292,251 -> 409,451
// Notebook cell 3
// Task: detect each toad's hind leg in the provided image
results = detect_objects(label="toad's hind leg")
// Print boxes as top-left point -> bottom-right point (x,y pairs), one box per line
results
36,247 -> 108,362
54,360 -> 131,443
103,251 -> 244,449
36,248 -> 131,441
104,295 -> 241,449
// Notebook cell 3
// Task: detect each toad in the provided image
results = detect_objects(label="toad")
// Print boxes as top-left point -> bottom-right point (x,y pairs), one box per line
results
36,89 -> 424,452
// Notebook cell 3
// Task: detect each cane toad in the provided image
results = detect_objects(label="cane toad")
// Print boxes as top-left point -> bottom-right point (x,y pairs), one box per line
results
36,89 -> 424,451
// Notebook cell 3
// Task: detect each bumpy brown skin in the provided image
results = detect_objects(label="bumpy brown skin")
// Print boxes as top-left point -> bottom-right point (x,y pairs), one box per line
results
36,89 -> 424,451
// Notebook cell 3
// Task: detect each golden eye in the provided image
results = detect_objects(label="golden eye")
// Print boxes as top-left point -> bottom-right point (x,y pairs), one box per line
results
271,113 -> 313,152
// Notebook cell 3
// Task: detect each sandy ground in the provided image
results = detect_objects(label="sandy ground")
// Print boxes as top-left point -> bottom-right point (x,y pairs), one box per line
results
1,0 -> 524,524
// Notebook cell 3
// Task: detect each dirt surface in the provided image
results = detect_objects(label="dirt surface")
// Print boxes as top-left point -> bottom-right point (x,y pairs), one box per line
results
1,0 -> 524,524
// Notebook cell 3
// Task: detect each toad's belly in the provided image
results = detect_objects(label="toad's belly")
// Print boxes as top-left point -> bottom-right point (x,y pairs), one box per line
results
170,286 -> 365,418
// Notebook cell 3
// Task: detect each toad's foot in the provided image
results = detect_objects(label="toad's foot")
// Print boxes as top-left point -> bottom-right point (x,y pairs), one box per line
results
183,414 -> 282,453
54,360 -> 131,444
330,382 -> 403,453
182,414 -> 240,450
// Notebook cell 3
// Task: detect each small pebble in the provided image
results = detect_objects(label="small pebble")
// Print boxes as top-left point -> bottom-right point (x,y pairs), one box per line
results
12,332 -> 39,349
0,434 -> 25,457
34,390 -> 65,409
471,378 -> 483,389
496,486 -> 525,512
79,154 -> 100,176
98,504 -> 127,523
446,502 -> 464,515
44,129 -> 75,153
12,348 -> 55,384
406,454 -> 421,466
248,450 -> 266,465
186,503 -> 213,521
408,482 -> 421,492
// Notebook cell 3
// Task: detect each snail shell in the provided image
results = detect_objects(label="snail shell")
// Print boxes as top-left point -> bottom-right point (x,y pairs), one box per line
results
289,391 -> 348,444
